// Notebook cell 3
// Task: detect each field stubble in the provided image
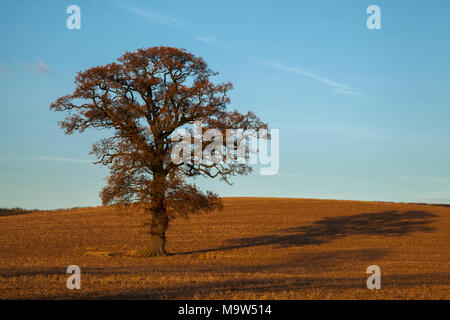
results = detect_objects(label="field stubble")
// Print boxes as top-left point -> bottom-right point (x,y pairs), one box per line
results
0,198 -> 448,299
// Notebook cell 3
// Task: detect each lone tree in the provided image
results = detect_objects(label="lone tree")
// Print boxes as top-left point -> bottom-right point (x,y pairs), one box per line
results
51,47 -> 267,256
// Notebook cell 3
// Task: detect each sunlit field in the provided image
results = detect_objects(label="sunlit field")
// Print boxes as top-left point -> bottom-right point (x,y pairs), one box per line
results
0,197 -> 448,299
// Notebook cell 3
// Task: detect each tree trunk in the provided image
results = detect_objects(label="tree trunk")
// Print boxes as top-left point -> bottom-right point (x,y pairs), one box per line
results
143,214 -> 168,257
143,170 -> 169,257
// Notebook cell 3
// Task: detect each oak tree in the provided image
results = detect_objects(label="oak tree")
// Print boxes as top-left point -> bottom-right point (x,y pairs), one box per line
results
51,47 -> 267,256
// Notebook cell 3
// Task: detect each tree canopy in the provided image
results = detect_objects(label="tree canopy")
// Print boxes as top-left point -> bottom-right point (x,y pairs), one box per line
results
51,46 -> 267,256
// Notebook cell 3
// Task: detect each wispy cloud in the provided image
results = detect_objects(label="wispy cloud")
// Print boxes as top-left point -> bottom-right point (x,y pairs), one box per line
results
280,123 -> 387,141
106,1 -> 217,44
0,156 -> 90,163
35,156 -> 90,163
394,175 -> 450,185
195,35 -> 215,43
106,0 -> 188,28
29,59 -> 51,74
253,58 -> 364,97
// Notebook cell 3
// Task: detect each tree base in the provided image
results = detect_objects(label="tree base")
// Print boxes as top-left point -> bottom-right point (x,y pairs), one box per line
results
142,234 -> 167,257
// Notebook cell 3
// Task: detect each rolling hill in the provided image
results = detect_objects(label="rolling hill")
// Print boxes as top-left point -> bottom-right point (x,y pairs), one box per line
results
0,197 -> 448,299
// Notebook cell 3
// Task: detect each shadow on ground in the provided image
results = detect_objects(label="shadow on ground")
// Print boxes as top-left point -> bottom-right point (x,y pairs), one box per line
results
3,247 -> 448,299
178,210 -> 438,255
0,209 -> 442,299
0,248 -> 389,279
91,271 -> 449,299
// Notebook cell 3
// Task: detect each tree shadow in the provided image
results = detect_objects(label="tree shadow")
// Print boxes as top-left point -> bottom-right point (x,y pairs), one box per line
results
178,210 -> 438,255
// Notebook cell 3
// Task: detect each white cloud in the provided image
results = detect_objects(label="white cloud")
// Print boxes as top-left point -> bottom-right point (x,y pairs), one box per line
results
106,1 -> 218,45
106,0 -> 188,28
0,156 -> 89,163
394,175 -> 450,185
35,156 -> 90,163
31,59 -> 51,73
253,58 -> 364,97
195,35 -> 215,43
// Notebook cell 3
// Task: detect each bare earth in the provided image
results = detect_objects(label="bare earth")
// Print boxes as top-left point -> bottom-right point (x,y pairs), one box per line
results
0,197 -> 449,299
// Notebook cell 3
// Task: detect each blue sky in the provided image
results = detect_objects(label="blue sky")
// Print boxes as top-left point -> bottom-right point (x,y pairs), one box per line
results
1,0 -> 450,209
